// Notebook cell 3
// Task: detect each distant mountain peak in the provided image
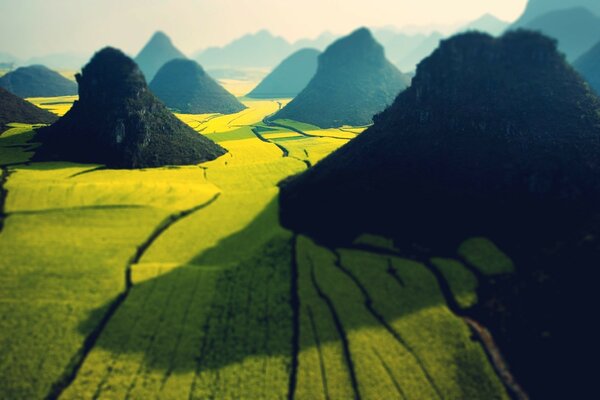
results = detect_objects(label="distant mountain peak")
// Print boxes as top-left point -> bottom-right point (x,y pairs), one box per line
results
134,31 -> 186,81
273,28 -> 406,127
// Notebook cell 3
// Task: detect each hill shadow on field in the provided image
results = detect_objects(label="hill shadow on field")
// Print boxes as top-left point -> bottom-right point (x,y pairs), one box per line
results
72,196 -> 497,398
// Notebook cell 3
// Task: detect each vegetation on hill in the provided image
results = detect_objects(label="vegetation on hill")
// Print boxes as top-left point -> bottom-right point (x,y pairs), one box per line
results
274,28 -> 407,128
134,31 -> 187,81
0,64 -> 77,98
246,48 -> 320,99
149,58 -> 245,114
280,30 -> 600,398
0,87 -> 57,129
34,47 -> 226,168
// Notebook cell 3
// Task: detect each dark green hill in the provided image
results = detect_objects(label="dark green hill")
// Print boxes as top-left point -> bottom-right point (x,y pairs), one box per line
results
134,31 -> 187,81
149,59 -> 245,114
273,28 -> 407,128
0,65 -> 77,98
34,48 -> 226,168
279,30 -> 600,398
574,40 -> 600,93
524,7 -> 600,61
0,87 -> 57,129
246,48 -> 320,99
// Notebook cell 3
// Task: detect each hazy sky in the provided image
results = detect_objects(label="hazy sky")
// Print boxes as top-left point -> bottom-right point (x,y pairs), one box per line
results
0,0 -> 527,58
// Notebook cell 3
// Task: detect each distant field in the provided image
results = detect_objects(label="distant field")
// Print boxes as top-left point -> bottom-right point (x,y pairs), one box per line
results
0,98 -> 514,399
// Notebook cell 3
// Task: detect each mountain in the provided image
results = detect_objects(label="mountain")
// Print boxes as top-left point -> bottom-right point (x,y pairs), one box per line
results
459,13 -> 509,35
196,30 -> 291,69
574,40 -> 600,93
149,58 -> 245,114
0,65 -> 77,98
246,48 -> 320,99
280,30 -> 600,244
512,0 -> 600,27
34,47 -> 225,168
279,31 -> 600,397
524,7 -> 600,61
0,87 -> 57,129
134,31 -> 187,81
273,28 -> 407,128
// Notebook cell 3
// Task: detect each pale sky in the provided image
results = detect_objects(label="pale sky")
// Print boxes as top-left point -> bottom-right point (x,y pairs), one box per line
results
0,0 -> 527,58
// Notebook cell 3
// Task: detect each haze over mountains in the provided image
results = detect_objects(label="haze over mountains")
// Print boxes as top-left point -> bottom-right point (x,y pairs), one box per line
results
511,0 -> 600,27
195,30 -> 334,69
273,28 -> 407,127
134,31 -> 187,81
35,47 -> 225,168
246,48 -> 320,99
524,7 -> 600,61
149,59 -> 245,114
0,65 -> 77,98
575,41 -> 600,94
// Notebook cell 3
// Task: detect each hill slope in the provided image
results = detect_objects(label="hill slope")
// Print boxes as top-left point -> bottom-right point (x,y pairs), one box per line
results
273,28 -> 407,127
279,31 -> 600,397
134,31 -> 187,81
574,40 -> 600,93
35,48 -> 225,168
149,59 -> 245,114
0,87 -> 57,128
0,65 -> 77,98
524,7 -> 600,61
246,48 -> 320,98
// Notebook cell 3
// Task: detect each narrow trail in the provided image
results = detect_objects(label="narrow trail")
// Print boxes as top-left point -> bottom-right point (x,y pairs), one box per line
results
288,235 -> 300,400
330,250 -> 443,400
263,118 -> 352,141
306,307 -> 330,400
334,243 -> 528,400
308,257 -> 361,400
261,101 -> 351,141
45,193 -> 222,400
8,204 -> 146,216
68,166 -> 107,178
251,109 -> 312,169
0,167 -> 11,233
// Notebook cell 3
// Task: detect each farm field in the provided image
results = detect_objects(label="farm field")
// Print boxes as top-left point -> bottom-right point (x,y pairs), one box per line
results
0,97 -> 514,399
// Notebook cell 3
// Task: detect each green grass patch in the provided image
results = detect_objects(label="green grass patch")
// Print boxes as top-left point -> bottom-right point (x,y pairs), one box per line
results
458,237 -> 515,275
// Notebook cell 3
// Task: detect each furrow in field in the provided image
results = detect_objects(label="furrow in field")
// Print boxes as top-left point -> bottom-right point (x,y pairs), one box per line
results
288,235 -> 300,400
330,250 -> 443,399
339,243 -> 523,399
295,237 -> 355,400
263,117 -> 351,141
305,307 -> 330,400
46,194 -> 222,399
308,258 -> 361,400
0,167 -> 10,232
371,347 -> 407,400
68,166 -> 106,178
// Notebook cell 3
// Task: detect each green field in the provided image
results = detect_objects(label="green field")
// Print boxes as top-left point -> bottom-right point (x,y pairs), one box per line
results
0,97 -> 515,399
